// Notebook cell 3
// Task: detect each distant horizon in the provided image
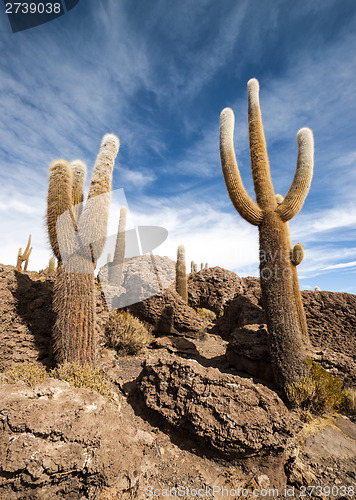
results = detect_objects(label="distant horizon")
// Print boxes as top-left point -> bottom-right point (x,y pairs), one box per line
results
1,0 -> 355,294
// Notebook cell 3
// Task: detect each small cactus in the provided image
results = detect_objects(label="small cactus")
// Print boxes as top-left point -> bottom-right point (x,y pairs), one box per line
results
205,263 -> 208,269
193,263 -> 198,273
314,286 -> 321,292
16,235 -> 32,271
176,245 -> 187,302
46,256 -> 56,276
47,134 -> 120,365
109,205 -> 127,286
200,263 -> 204,271
191,260 -> 195,273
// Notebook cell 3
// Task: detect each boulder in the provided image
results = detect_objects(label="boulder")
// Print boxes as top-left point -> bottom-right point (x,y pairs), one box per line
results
188,267 -> 244,315
127,289 -> 207,338
226,324 -> 274,382
0,379 -> 143,498
137,355 -> 302,457
98,254 -> 176,308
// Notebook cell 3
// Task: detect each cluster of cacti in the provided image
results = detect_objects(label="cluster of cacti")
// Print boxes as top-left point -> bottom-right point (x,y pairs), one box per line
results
109,205 -> 127,286
220,78 -> 314,389
190,260 -> 208,273
46,134 -> 120,365
16,235 -> 32,271
176,244 -> 188,302
46,256 -> 56,276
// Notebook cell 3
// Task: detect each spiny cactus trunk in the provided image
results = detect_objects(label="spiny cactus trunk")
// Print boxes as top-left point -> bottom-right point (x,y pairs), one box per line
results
259,213 -> 309,387
52,260 -> 95,364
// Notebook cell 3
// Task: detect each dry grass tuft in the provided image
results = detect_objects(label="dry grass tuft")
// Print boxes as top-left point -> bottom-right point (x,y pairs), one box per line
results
2,362 -> 49,387
105,310 -> 154,356
286,359 -> 345,414
51,362 -> 114,399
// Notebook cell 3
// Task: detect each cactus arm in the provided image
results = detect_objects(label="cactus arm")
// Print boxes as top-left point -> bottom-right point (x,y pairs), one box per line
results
291,243 -> 304,266
71,160 -> 87,223
247,79 -> 276,210
277,128 -> 314,222
47,160 -> 76,260
23,246 -> 32,271
220,108 -> 263,226
78,134 -> 119,263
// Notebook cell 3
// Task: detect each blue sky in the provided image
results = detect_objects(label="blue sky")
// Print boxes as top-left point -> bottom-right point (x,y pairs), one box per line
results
0,0 -> 355,293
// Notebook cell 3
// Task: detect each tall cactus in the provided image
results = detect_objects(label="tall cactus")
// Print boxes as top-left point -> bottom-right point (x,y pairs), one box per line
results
176,244 -> 188,302
220,78 -> 314,388
46,134 -> 120,365
109,205 -> 127,286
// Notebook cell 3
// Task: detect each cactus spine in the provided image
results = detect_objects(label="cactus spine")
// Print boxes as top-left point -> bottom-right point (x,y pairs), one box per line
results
46,134 -> 119,365
109,206 -> 127,286
220,78 -> 314,389
16,235 -> 32,271
176,245 -> 188,302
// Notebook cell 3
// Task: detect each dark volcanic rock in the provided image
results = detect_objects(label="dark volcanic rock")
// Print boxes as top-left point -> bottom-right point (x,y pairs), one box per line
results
188,266 -> 244,315
137,355 -> 302,457
226,324 -> 274,382
302,290 -> 356,356
226,324 -> 356,387
127,289 -> 207,338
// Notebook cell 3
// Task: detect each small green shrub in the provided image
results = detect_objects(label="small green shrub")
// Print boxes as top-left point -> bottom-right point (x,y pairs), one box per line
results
51,363 -> 114,399
2,362 -> 49,387
196,307 -> 217,322
286,359 -> 344,414
105,310 -> 154,356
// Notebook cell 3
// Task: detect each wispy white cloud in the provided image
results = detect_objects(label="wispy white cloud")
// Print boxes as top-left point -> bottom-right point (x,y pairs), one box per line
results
322,260 -> 356,271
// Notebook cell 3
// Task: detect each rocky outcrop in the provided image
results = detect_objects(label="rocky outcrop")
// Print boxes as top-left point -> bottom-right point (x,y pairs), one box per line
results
98,254 -> 176,308
0,265 -> 108,371
188,267 -> 244,315
226,324 -> 356,386
127,289 -> 207,338
137,355 -> 302,457
0,379 -> 144,498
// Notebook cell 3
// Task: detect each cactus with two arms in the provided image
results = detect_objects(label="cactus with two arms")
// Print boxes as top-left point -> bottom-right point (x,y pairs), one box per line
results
46,134 -> 120,365
220,78 -> 314,389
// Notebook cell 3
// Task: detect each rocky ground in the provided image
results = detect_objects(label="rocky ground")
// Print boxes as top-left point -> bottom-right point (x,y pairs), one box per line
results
0,259 -> 355,498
